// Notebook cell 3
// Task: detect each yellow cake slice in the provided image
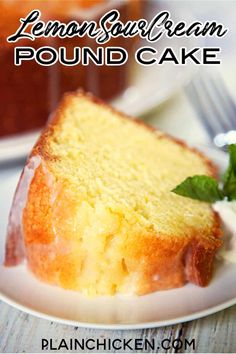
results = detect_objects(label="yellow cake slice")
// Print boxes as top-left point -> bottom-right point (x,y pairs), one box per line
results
5,92 -> 221,295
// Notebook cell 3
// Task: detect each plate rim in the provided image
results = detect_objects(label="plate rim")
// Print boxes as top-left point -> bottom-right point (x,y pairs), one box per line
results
0,290 -> 235,329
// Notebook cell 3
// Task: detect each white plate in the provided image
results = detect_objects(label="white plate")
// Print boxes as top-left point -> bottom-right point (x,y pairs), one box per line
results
0,146 -> 235,329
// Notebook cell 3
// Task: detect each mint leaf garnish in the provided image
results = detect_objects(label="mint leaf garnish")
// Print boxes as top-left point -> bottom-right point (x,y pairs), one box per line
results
223,144 -> 236,200
172,175 -> 224,203
172,144 -> 236,203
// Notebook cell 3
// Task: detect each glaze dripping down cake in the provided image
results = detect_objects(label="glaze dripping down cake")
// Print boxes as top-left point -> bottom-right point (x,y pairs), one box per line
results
5,92 -> 221,296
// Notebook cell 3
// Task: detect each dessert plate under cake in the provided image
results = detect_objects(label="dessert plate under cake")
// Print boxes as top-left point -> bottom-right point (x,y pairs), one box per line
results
0,146 -> 235,329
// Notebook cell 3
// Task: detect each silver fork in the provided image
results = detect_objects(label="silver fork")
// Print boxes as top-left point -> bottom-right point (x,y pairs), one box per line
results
185,69 -> 236,148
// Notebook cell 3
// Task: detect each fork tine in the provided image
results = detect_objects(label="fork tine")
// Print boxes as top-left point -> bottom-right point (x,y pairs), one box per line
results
187,69 -> 236,140
186,81 -> 215,137
208,75 -> 236,131
197,75 -> 232,133
186,78 -> 224,138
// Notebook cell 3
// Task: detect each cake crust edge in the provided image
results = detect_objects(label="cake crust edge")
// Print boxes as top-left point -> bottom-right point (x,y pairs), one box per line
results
4,91 -> 222,295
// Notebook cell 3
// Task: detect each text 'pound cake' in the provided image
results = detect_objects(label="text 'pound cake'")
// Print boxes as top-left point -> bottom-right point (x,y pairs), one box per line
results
5,92 -> 222,296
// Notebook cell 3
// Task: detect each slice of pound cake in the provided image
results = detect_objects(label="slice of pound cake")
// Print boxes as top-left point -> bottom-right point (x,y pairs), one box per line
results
5,92 -> 222,296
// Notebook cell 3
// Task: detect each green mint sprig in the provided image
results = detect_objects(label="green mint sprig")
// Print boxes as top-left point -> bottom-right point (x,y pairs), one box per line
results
172,144 -> 236,203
